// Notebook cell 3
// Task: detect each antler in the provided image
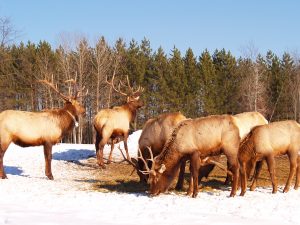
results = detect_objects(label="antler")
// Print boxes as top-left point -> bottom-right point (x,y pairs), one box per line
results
120,75 -> 144,97
117,146 -> 154,175
38,79 -> 70,102
65,79 -> 88,99
106,73 -> 128,96
106,73 -> 144,97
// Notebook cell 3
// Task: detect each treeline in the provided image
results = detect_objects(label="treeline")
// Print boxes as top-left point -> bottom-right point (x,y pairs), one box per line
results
0,37 -> 300,144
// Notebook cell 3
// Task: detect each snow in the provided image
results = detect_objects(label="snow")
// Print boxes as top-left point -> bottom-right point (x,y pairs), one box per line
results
1,130 -> 300,225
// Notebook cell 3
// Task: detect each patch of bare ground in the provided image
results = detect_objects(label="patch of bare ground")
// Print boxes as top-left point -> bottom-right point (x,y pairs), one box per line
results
76,155 -> 293,194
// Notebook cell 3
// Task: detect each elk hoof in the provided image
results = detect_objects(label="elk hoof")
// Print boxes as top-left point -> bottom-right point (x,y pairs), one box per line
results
186,191 -> 193,197
229,192 -> 236,197
283,187 -> 289,193
192,192 -> 198,198
272,189 -> 277,194
250,186 -> 256,191
240,191 -> 245,196
47,174 -> 54,180
1,174 -> 7,179
294,185 -> 299,190
98,163 -> 106,169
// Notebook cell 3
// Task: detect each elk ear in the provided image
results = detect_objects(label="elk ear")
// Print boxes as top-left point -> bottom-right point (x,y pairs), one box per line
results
158,164 -> 166,174
134,96 -> 140,100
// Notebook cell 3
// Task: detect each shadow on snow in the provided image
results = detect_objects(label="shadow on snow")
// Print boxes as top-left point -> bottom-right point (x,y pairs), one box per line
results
4,166 -> 25,176
52,149 -> 95,162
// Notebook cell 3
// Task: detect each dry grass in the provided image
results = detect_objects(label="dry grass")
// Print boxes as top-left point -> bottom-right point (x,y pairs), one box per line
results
78,155 -> 293,194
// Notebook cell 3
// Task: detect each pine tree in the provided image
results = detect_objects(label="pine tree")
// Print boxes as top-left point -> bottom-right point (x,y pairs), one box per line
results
212,49 -> 238,114
183,48 -> 200,117
167,46 -> 186,113
198,49 -> 218,115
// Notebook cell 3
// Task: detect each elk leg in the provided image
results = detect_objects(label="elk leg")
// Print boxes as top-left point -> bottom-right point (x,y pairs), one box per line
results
250,160 -> 263,191
123,134 -> 130,160
187,171 -> 194,196
227,158 -> 239,197
283,153 -> 297,193
294,156 -> 300,190
0,148 -> 7,179
190,152 -> 200,198
175,159 -> 186,190
95,132 -> 105,168
239,162 -> 247,196
224,161 -> 232,185
43,142 -> 54,180
107,142 -> 114,164
266,154 -> 277,194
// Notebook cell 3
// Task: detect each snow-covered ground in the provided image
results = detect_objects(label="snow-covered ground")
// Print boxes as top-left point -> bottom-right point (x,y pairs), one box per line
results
1,130 -> 300,225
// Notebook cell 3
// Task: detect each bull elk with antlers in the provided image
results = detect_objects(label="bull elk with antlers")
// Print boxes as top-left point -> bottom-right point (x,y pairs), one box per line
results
0,80 -> 86,180
121,112 -> 225,190
93,75 -> 144,168
239,120 -> 300,196
120,112 -> 187,183
145,115 -> 241,198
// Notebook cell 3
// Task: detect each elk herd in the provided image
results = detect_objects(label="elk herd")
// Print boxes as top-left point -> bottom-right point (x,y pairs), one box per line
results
0,77 -> 300,199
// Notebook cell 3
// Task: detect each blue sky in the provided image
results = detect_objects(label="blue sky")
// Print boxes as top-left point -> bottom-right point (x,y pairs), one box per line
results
1,0 -> 300,57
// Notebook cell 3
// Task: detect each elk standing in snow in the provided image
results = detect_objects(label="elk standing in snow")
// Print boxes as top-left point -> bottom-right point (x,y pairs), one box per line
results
93,75 -> 144,168
196,112 -> 268,184
238,120 -> 300,196
0,80 -> 86,180
144,115 -> 241,198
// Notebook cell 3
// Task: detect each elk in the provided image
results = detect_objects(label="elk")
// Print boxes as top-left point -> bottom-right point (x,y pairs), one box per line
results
238,120 -> 300,196
131,112 -> 187,183
145,115 -> 241,198
93,75 -> 144,168
0,79 -> 86,180
120,112 -> 225,192
196,112 -> 268,184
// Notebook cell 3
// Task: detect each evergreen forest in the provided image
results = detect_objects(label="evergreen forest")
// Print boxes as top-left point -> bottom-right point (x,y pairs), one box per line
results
1,36 -> 300,143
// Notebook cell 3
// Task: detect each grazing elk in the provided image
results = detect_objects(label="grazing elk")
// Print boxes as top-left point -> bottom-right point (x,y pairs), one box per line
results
0,80 -> 86,180
238,120 -> 300,196
197,112 -> 268,184
93,75 -> 144,168
144,115 -> 241,198
125,112 -> 187,183
119,112 -> 225,192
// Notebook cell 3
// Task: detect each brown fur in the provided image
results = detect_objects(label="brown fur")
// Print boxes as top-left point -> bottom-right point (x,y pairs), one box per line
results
238,120 -> 300,196
136,112 -> 187,183
93,97 -> 143,168
148,115 -> 241,198
0,100 -> 85,180
195,112 -> 268,184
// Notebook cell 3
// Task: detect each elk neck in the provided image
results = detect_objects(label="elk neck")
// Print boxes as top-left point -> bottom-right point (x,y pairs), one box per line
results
122,102 -> 139,122
58,103 -> 79,132
155,121 -> 188,169
238,132 -> 256,161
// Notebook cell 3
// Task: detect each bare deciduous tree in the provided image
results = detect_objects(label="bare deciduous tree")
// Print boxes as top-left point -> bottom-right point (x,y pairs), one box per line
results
0,17 -> 19,47
239,43 -> 268,117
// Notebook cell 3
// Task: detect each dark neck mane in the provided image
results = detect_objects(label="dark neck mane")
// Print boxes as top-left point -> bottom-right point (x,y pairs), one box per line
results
48,104 -> 76,135
239,131 -> 256,159
156,120 -> 189,164
123,102 -> 139,122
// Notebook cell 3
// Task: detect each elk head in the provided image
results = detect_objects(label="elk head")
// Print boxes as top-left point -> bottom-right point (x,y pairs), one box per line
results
135,147 -> 174,196
106,74 -> 144,109
38,79 -> 86,117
